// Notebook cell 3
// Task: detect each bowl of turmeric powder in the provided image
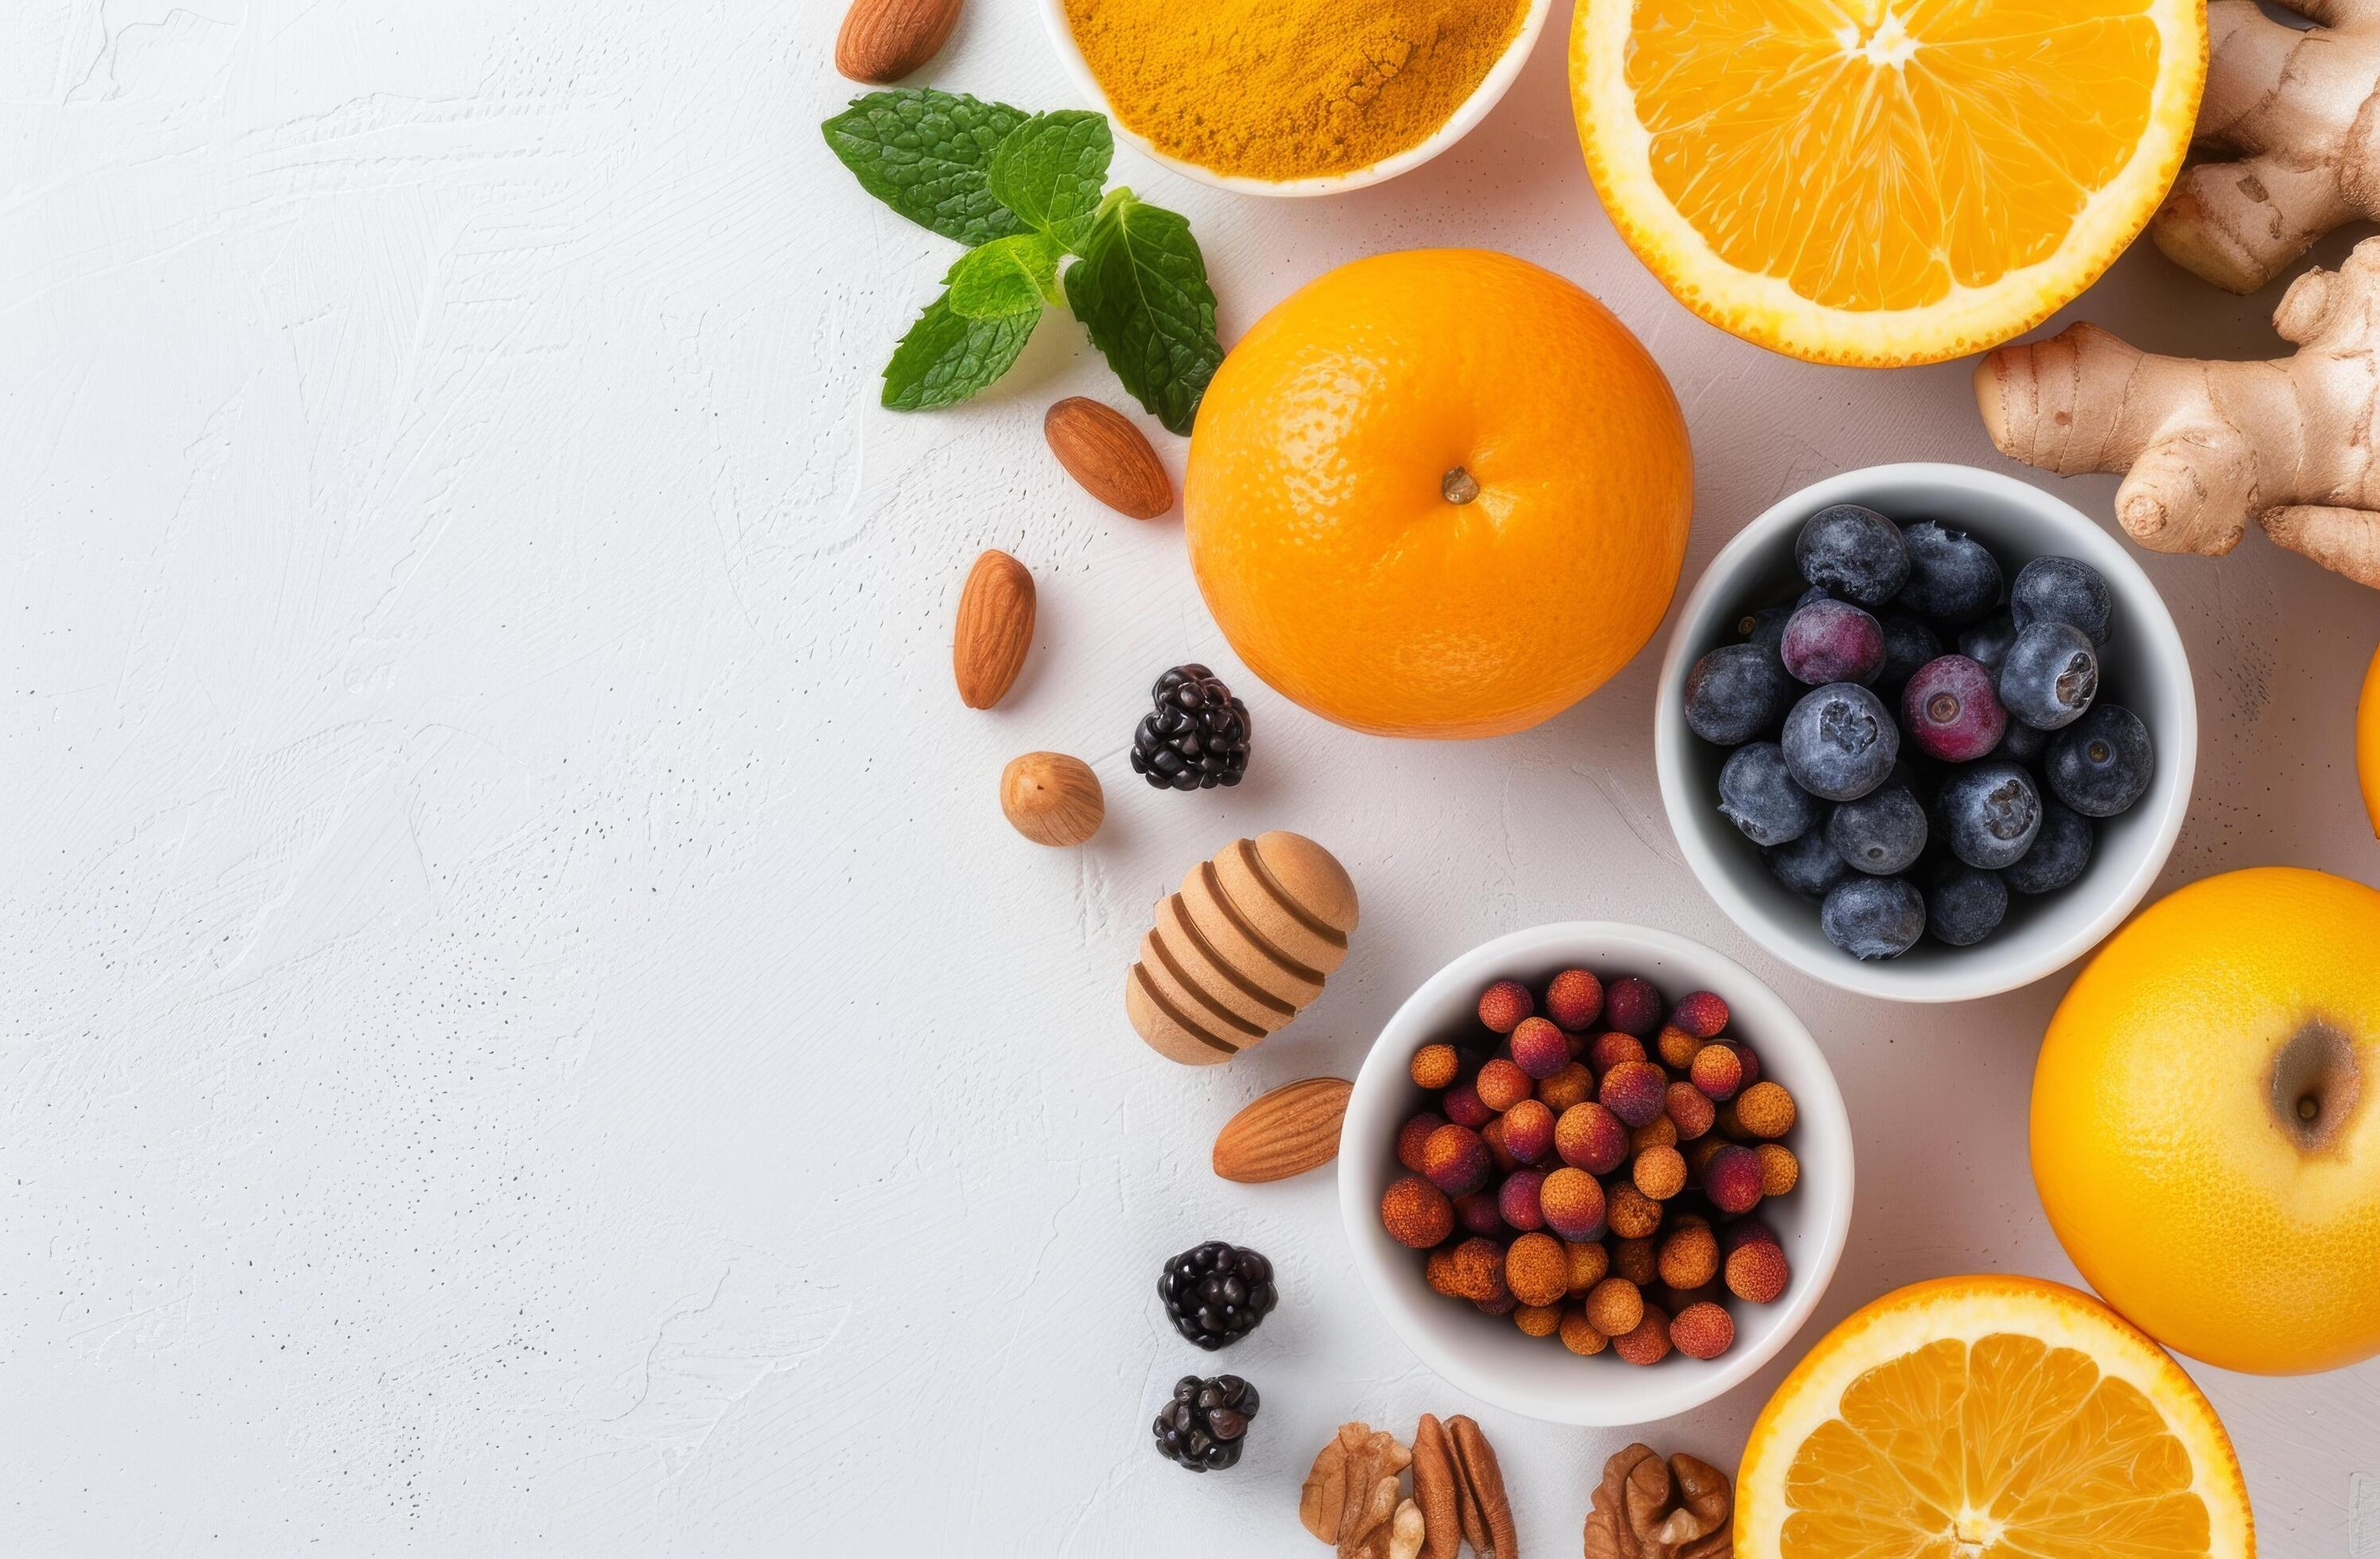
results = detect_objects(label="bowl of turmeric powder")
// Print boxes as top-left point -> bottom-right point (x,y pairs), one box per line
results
1042,0 -> 1553,195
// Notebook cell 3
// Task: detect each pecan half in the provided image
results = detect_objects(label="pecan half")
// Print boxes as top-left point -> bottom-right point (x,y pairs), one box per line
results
1411,1414 -> 1460,1559
1446,1415 -> 1518,1559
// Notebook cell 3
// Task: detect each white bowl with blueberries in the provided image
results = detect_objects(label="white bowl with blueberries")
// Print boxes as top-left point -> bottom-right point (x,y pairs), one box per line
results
1654,464 -> 2197,1004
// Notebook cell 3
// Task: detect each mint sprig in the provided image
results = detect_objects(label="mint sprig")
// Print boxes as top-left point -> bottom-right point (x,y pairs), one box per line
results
825,88 -> 1225,433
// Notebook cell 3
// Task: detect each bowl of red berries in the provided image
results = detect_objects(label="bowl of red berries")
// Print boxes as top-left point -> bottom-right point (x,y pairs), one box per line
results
1656,463 -> 2197,1002
1338,923 -> 1852,1426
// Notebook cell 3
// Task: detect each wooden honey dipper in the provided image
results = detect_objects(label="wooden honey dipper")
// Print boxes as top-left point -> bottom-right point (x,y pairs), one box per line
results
1128,832 -> 1359,1065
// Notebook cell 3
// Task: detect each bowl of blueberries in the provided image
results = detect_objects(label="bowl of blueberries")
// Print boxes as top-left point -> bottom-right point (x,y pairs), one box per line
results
1655,463 -> 2196,1003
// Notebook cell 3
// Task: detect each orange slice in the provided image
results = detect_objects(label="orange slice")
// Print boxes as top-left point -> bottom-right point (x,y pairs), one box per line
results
1572,0 -> 2207,365
2360,638 -> 2380,837
1737,1276 -> 2254,1559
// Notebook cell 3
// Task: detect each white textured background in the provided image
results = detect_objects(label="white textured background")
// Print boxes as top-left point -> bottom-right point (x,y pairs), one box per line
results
4,1 -> 2378,1553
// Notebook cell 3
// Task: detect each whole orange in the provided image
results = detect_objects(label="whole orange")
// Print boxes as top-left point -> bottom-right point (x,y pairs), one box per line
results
2033,866 -> 2380,1374
1184,250 -> 1691,739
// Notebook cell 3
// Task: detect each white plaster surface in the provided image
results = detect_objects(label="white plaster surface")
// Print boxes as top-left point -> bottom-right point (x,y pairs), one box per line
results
4,1 -> 2378,1553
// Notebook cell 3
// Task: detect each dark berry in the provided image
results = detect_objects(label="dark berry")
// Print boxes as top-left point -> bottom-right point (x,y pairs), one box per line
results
1154,1373 -> 1260,1472
2011,555 -> 2112,644
1998,717 -> 2049,767
1820,875 -> 1926,960
1735,604 -> 1792,651
1876,612 -> 1942,694
2046,704 -> 2154,817
1827,780 -> 1928,876
2004,797 -> 2095,894
1935,760 -> 2043,869
1926,861 -> 2008,947
1781,682 -> 1899,801
1158,1242 -> 1278,1350
1683,643 -> 1795,746
1998,621 -> 2099,731
1718,741 -> 1821,846
1132,665 -> 1250,791
1796,585 -> 1835,609
1900,655 -> 2007,763
1764,827 -> 1850,900
1796,503 -> 1910,605
1894,520 -> 2004,625
1958,614 -> 2018,675
1781,599 -> 1885,686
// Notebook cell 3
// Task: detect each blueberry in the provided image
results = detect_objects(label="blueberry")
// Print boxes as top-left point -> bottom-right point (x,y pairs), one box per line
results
1935,760 -> 2043,869
2003,797 -> 2095,894
1998,620 -> 2099,730
2011,555 -> 2112,644
1718,741 -> 1822,846
1796,503 -> 1910,606
1998,717 -> 2049,767
1780,599 -> 1885,686
1827,780 -> 1928,876
2046,704 -> 2154,817
1764,828 -> 1851,900
1734,604 -> 1792,651
1820,875 -> 1926,960
1876,612 -> 1941,693
1900,654 -> 2008,763
1926,861 -> 2008,947
1894,520 -> 2004,624
1958,614 -> 2018,675
1781,682 -> 1900,801
1683,643 -> 1794,745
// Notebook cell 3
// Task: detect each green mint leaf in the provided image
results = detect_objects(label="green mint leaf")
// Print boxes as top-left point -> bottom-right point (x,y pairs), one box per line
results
882,291 -> 1039,411
1062,190 -> 1223,436
821,89 -> 1031,247
946,232 -> 1065,319
987,111 -> 1113,251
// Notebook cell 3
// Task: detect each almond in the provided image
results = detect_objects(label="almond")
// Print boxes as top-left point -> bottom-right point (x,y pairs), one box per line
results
1212,1076 -> 1353,1182
953,549 -> 1034,710
999,752 -> 1102,846
835,0 -> 963,84
1044,398 -> 1174,519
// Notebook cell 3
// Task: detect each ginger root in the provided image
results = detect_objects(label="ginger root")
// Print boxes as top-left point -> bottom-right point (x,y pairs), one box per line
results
2153,0 -> 2380,294
1975,237 -> 2380,588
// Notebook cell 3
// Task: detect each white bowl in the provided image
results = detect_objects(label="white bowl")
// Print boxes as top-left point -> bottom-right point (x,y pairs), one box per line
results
1037,0 -> 1552,197
1338,922 -> 1853,1427
1655,463 -> 2198,1004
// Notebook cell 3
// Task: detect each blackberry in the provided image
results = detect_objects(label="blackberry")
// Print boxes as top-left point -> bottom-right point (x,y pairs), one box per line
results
1153,1374 -> 1260,1472
1132,665 -> 1251,791
1159,1240 -> 1277,1349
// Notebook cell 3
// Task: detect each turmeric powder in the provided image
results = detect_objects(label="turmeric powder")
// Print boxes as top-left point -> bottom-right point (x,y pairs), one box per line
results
1062,0 -> 1528,181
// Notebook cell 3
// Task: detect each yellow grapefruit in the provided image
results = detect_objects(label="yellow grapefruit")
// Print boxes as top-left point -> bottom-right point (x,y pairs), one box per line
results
2035,867 -> 2380,1374
1570,0 -> 2207,365
1737,1275 -> 2252,1559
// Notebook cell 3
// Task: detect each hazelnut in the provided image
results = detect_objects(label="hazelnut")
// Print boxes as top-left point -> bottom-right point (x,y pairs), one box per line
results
1665,1080 -> 1716,1141
1657,1222 -> 1720,1290
1506,1231 -> 1569,1307
1397,1110 -> 1446,1173
1754,1141 -> 1800,1196
1555,1102 -> 1629,1174
1443,1082 -> 1493,1129
1411,1043 -> 1461,1091
1514,1302 -> 1563,1337
1726,1239 -> 1790,1304
1599,1059 -> 1669,1129
1630,1115 -> 1679,1155
1655,1023 -> 1702,1070
1455,1191 -> 1504,1238
1501,1098 -> 1555,1162
1690,1044 -> 1744,1101
1477,978 -> 1533,1034
1702,1144 -> 1764,1215
1670,1300 -> 1735,1360
1606,1181 -> 1664,1240
1510,1017 -> 1570,1079
1735,1080 -> 1796,1138
1380,1176 -> 1454,1247
1537,1061 -> 1594,1112
1612,1308 -> 1673,1365
1564,1238 -> 1611,1294
1545,968 -> 1604,1031
1611,1236 -> 1657,1286
1585,1276 -> 1644,1335
1589,1031 -> 1648,1072
1498,1168 -> 1547,1232
1634,1145 -> 1688,1200
1477,1058 -> 1533,1113
1559,1308 -> 1609,1355
1422,1123 -> 1492,1196
1540,1167 -> 1608,1241
1604,974 -> 1664,1036
1670,989 -> 1730,1040
1449,1236 -> 1508,1303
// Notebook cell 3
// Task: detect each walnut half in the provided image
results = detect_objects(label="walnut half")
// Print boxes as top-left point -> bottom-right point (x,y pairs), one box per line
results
1582,1444 -> 1733,1559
